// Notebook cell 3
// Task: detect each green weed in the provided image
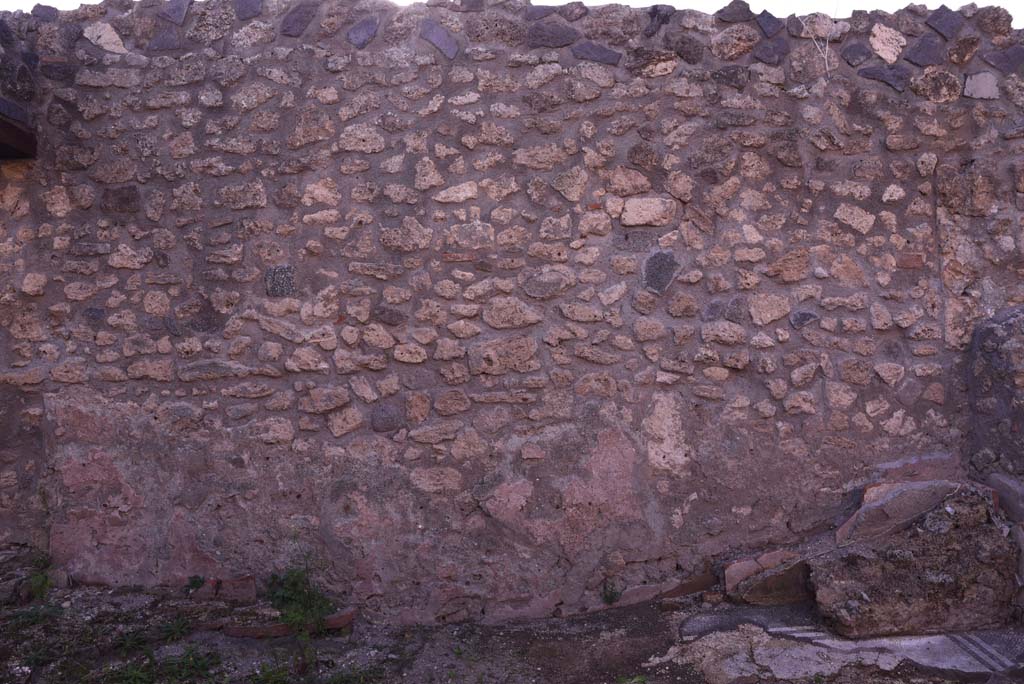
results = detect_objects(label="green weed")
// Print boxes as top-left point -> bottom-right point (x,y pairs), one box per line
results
601,578 -> 622,605
158,615 -> 192,642
266,567 -> 333,636
27,552 -> 52,601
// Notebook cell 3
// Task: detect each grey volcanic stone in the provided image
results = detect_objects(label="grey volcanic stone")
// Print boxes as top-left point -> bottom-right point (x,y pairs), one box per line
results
841,42 -> 872,66
789,310 -> 819,329
526,21 -> 580,49
280,3 -> 317,37
31,4 -> 58,22
234,0 -> 261,21
904,34 -> 945,67
643,251 -> 680,295
524,6 -> 557,21
347,16 -> 378,49
644,5 -> 675,38
158,0 -> 191,26
964,71 -> 999,100
665,31 -> 704,64
982,46 -> 1024,74
0,97 -> 29,124
264,265 -> 295,297
373,305 -> 407,326
859,65 -> 911,92
420,19 -> 459,59
712,65 -> 749,89
925,4 -> 964,40
40,62 -> 76,82
755,10 -> 784,37
716,0 -> 754,23
453,0 -> 484,12
371,402 -> 405,432
148,23 -> 181,51
753,36 -> 789,66
100,187 -> 140,213
557,2 -> 588,22
572,41 -> 622,66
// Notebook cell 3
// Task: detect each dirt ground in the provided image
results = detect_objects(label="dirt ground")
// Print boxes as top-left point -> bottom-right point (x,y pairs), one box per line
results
1,578 -> 999,684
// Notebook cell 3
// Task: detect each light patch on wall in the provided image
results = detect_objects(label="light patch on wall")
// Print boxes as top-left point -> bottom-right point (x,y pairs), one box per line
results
0,0 -> 1021,28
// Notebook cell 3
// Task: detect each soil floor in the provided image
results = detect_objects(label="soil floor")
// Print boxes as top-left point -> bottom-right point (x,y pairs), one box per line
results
3,582 -> 1016,684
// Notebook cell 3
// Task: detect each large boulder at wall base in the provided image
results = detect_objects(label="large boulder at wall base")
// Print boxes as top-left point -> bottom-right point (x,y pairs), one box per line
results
809,486 -> 1018,638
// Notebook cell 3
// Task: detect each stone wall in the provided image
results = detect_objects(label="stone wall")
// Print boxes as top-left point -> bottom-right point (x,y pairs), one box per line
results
0,0 -> 1022,623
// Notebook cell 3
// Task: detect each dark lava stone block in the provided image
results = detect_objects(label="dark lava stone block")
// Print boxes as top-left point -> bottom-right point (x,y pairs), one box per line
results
0,97 -> 29,125
712,64 -> 749,89
557,2 -> 588,22
526,21 -> 580,49
904,33 -> 945,67
280,3 -> 317,37
420,19 -> 459,59
264,265 -> 295,297
347,16 -> 378,49
644,5 -> 675,38
665,31 -> 704,64
716,0 -> 754,23
100,187 -> 140,213
789,310 -> 819,329
83,307 -> 106,325
373,305 -> 407,326
41,62 -> 77,82
756,10 -> 784,38
525,6 -> 557,21
148,24 -> 182,51
158,0 -> 192,26
841,42 -> 872,67
371,402 -> 405,432
31,4 -> 59,22
234,0 -> 261,21
753,36 -> 789,66
0,20 -> 13,48
859,64 -> 911,92
982,45 -> 1024,74
925,4 -> 964,40
572,41 -> 622,65
454,0 -> 484,12
643,251 -> 681,295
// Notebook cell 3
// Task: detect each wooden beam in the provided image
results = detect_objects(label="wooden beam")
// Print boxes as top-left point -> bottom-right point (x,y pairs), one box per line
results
0,97 -> 36,159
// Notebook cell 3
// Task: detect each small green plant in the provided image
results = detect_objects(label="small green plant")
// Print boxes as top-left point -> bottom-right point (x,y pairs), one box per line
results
159,615 -> 192,641
103,648 -> 220,684
23,643 -> 59,668
265,565 -> 334,677
266,567 -> 333,635
104,660 -> 156,684
161,648 -> 221,680
616,676 -> 648,684
601,577 -> 622,605
7,604 -> 61,628
324,669 -> 385,684
116,629 -> 148,653
184,575 -> 206,594
248,663 -> 291,684
27,552 -> 52,602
